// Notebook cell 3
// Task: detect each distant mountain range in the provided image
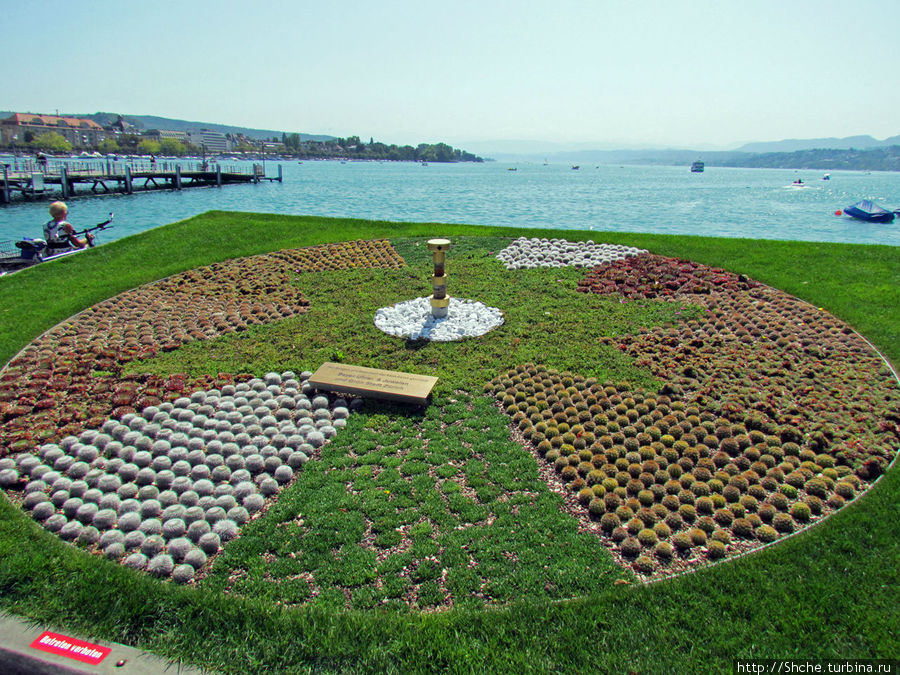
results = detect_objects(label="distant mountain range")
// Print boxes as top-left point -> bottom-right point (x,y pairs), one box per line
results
3,110 -> 896,169
469,135 -> 900,163
0,111 -> 335,143
734,135 -> 900,153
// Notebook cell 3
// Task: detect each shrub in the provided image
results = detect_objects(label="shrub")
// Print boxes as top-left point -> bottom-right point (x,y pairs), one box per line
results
779,484 -> 798,499
678,504 -> 696,522
578,488 -> 594,505
611,527 -> 628,543
688,528 -> 708,546
756,525 -> 779,543
710,529 -> 732,544
654,541 -> 674,561
664,511 -> 684,531
732,518 -> 755,539
695,496 -> 714,515
804,495 -> 823,516
638,528 -> 659,548
772,513 -> 795,534
696,516 -> 716,534
707,540 -> 727,560
599,511 -> 620,531
653,521 -> 671,540
633,555 -> 655,574
768,492 -> 789,511
757,503 -> 776,523
713,508 -> 734,527
620,536 -> 641,557
805,478 -> 829,499
834,481 -> 856,499
672,533 -> 693,552
790,502 -> 812,523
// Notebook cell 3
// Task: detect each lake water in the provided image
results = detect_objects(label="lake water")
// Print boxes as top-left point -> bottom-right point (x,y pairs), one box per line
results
1,159 -> 898,247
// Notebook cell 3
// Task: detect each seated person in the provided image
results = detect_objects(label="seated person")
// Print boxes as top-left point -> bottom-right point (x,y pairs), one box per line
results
44,201 -> 94,248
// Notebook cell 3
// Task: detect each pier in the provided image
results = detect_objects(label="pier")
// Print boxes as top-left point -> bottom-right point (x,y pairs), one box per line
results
0,157 -> 282,204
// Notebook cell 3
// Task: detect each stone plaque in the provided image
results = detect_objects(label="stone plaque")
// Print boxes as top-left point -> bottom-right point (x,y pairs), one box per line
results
308,362 -> 438,405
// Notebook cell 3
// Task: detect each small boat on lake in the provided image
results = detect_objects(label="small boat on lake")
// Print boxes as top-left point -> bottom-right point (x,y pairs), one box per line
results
840,200 -> 896,224
690,160 -> 704,173
0,214 -> 113,275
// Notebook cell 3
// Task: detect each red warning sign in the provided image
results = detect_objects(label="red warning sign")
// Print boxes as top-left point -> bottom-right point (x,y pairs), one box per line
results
30,630 -> 111,665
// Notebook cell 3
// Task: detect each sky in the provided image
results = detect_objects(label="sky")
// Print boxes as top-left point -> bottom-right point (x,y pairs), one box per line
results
4,0 -> 899,152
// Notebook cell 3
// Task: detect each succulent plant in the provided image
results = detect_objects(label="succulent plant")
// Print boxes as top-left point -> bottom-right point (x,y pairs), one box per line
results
632,555 -> 655,574
706,540 -> 727,560
672,532 -> 693,552
789,502 -> 812,523
772,513 -> 795,534
756,525 -> 779,543
620,536 -> 642,558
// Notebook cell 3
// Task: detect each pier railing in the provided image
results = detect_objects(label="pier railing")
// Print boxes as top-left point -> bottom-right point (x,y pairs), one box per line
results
0,157 -> 281,204
1,158 -> 260,180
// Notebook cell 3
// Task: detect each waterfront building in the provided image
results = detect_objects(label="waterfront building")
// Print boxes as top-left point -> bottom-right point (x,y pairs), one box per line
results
1,113 -> 105,148
186,129 -> 231,154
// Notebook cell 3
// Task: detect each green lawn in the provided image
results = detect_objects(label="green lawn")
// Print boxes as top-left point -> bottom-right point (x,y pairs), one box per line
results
0,212 -> 898,673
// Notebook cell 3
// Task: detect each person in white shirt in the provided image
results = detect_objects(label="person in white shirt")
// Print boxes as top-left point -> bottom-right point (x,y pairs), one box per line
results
44,201 -> 94,249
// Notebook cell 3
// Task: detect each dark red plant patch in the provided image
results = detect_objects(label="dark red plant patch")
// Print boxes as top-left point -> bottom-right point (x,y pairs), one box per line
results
576,254 -> 758,299
0,239 -> 405,454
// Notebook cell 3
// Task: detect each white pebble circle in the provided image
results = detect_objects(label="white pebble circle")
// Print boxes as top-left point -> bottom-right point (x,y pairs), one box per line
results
374,296 -> 503,342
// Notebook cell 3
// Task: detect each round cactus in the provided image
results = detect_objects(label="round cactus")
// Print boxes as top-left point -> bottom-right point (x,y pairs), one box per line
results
756,525 -> 779,543
672,532 -> 693,552
706,540 -> 726,560
772,513 -> 795,534
731,518 -> 755,539
620,536 -> 641,558
632,555 -> 655,574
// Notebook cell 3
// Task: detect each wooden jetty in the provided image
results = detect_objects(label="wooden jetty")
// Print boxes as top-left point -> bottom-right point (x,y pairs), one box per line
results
1,158 -> 282,204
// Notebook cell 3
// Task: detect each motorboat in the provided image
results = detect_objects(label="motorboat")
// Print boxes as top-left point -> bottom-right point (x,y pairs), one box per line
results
690,160 -> 704,173
840,200 -> 896,224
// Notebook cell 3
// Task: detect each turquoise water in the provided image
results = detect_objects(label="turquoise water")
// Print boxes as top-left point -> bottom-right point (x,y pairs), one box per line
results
1,160 -> 898,246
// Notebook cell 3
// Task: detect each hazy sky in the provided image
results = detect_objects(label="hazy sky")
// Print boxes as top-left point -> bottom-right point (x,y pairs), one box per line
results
5,0 -> 899,150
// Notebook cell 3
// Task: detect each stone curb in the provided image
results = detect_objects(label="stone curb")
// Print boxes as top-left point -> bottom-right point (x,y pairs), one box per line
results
0,612 -> 209,674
